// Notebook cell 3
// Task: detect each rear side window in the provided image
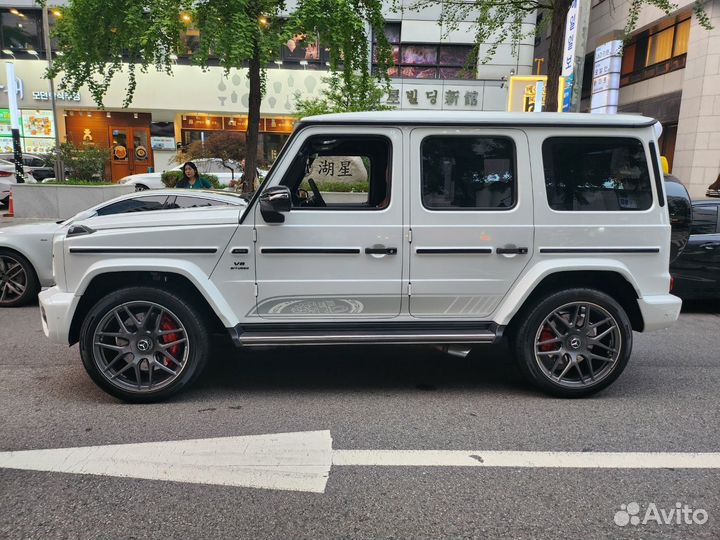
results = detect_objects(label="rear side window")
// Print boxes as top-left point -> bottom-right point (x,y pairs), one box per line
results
421,136 -> 515,210
690,206 -> 719,235
96,196 -> 168,216
542,137 -> 653,211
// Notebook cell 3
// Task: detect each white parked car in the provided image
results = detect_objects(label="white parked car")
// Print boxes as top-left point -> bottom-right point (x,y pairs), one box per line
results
39,111 -> 682,402
119,158 -> 269,191
0,189 -> 246,307
0,158 -> 35,203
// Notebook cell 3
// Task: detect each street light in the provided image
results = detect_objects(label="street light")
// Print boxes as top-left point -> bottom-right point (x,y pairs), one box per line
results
2,49 -> 15,59
26,49 -> 40,59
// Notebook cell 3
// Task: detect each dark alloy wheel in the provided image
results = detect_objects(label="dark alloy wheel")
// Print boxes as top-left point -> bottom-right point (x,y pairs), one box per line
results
79,287 -> 209,402
0,250 -> 39,307
513,288 -> 633,398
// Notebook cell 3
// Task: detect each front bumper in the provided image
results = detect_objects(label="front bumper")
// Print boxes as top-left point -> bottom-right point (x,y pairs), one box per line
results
638,294 -> 682,332
39,286 -> 78,344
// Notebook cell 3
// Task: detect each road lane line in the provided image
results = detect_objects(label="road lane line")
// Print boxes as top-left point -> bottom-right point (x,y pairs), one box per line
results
331,450 -> 720,468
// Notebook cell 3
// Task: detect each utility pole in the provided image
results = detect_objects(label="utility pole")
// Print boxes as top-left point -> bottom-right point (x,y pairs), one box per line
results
42,6 -> 65,182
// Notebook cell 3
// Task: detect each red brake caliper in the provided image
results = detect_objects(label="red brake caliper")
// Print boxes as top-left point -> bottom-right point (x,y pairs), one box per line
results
159,315 -> 180,366
539,326 -> 556,352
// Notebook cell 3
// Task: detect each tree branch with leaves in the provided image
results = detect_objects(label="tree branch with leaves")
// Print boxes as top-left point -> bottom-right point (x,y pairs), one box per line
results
45,0 -> 392,192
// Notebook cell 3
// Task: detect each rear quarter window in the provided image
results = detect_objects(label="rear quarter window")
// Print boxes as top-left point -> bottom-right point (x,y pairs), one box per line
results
542,137 -> 653,211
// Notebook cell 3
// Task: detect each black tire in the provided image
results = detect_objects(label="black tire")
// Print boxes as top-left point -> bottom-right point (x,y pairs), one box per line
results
0,249 -> 40,307
79,287 -> 210,403
512,288 -> 632,398
134,184 -> 149,192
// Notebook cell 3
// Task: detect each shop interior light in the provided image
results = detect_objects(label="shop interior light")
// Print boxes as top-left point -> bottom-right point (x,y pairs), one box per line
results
9,8 -> 23,16
106,112 -> 111,118
133,113 -> 138,119
87,111 -> 92,117
52,10 -> 62,17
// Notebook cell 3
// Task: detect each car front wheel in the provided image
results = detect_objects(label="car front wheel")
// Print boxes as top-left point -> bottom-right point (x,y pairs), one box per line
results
0,249 -> 39,307
513,288 -> 632,398
79,287 -> 209,402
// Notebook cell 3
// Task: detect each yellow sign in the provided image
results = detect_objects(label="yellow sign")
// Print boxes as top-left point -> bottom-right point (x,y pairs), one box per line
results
506,76 -> 566,112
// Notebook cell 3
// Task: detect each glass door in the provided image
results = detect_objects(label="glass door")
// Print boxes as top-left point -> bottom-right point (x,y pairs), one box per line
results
108,127 -> 153,181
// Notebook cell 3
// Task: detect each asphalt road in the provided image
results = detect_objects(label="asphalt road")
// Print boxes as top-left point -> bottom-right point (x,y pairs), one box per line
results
1,301 -> 719,539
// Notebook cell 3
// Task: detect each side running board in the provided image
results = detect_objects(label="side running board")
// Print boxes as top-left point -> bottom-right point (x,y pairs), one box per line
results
228,322 -> 502,347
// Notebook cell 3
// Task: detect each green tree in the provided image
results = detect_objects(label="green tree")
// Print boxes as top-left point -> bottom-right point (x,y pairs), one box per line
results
178,131 -> 247,180
410,0 -> 712,112
293,70 -> 394,117
45,0 -> 392,192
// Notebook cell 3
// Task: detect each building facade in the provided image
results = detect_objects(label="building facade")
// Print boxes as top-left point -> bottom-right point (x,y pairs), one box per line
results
535,0 -> 720,198
1,2 -> 536,181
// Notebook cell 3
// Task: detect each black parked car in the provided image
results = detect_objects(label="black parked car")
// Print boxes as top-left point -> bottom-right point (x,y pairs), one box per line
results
665,175 -> 692,264
670,198 -> 720,300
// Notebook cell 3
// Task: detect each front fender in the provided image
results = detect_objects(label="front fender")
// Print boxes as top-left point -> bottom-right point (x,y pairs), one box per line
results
74,259 -> 242,328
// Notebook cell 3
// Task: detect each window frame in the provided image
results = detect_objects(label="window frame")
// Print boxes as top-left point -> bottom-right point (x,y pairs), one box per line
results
541,136 -> 656,213
689,205 -> 720,235
280,134 -> 394,212
419,134 -> 518,212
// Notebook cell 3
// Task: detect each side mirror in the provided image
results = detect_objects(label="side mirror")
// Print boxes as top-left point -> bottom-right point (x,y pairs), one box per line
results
259,185 -> 291,223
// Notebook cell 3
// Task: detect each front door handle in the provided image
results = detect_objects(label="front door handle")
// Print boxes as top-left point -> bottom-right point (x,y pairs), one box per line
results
365,247 -> 398,255
496,247 -> 529,255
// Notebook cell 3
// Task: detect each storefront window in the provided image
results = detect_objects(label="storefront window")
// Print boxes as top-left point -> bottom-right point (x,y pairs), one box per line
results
1,8 -> 43,53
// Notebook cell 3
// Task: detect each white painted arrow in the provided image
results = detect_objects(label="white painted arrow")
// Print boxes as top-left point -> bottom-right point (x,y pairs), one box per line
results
0,431 -> 333,493
2,431 -> 720,494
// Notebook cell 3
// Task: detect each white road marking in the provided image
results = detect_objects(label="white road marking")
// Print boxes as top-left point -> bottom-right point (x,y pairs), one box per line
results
1,431 -> 719,494
331,450 -> 720,468
0,431 -> 333,494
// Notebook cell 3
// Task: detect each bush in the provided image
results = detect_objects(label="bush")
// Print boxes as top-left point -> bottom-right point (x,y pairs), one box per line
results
161,171 -> 221,188
46,142 -> 109,181
300,180 -> 368,192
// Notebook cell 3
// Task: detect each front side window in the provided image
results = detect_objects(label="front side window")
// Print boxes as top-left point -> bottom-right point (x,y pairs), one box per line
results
543,137 -> 653,211
281,135 -> 391,209
421,136 -> 516,210
96,196 -> 168,216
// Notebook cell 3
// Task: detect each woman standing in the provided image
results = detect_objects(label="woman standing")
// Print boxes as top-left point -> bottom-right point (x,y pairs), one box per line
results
175,161 -> 212,189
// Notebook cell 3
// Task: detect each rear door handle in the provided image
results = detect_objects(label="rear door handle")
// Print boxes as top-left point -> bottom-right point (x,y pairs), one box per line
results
365,247 -> 398,255
496,247 -> 529,254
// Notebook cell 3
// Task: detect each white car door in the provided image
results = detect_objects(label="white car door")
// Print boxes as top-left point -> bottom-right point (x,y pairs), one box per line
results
253,126 -> 404,319
408,128 -> 534,318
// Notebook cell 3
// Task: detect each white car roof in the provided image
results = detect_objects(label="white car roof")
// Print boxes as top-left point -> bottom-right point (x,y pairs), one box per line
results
300,110 -> 657,128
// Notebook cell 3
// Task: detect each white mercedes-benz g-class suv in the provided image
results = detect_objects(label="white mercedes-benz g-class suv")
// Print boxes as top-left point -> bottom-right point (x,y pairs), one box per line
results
39,111 -> 682,402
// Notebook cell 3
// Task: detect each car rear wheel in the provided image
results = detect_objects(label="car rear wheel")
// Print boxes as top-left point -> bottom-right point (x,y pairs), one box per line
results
513,288 -> 632,398
134,184 -> 149,192
0,250 -> 39,307
79,287 -> 209,402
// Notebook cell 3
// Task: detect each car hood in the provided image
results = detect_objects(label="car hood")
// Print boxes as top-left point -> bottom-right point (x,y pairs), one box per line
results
120,171 -> 164,182
0,220 -> 63,236
76,205 -> 244,231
